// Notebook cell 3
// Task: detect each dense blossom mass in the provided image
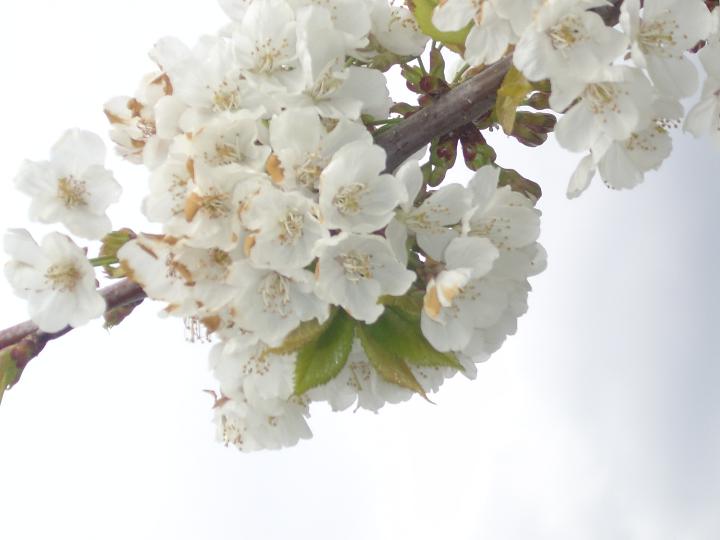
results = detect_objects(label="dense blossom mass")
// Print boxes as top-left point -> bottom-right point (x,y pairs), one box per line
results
2,0 -> 717,450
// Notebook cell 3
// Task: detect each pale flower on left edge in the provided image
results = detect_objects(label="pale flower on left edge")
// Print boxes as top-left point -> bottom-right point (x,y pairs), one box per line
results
13,129 -> 122,240
3,229 -> 106,333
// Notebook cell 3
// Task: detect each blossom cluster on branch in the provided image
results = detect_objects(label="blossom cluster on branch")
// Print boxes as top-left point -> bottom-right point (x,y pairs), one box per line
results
0,0 -> 717,451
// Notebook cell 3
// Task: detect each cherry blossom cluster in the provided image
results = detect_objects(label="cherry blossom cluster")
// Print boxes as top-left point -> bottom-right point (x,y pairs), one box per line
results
4,0 -> 717,451
434,0 -> 719,196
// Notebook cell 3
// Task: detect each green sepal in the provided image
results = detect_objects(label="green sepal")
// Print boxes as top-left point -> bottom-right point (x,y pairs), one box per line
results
459,125 -> 497,171
495,66 -> 534,135
99,228 -> 136,278
499,168 -> 542,201
0,348 -> 21,405
293,311 -> 355,395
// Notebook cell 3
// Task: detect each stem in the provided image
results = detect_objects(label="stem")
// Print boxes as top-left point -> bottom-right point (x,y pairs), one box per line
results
89,256 -> 119,267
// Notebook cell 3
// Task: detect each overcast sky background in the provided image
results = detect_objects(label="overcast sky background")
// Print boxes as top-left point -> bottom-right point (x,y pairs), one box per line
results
0,2 -> 719,539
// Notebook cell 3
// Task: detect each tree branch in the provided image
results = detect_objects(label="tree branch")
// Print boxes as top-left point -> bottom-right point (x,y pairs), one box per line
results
0,0 -> 624,389
377,0 -> 624,172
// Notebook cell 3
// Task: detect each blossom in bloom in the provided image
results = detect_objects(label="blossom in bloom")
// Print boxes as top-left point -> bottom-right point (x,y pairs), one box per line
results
104,72 -> 174,168
243,188 -> 328,270
421,236 -> 502,352
319,140 -> 405,233
4,230 -> 105,333
552,67 -> 655,154
233,0 -> 299,87
684,76 -> 720,148
369,0 -> 428,57
13,129 -> 122,240
386,160 -> 470,262
292,6 -> 391,119
567,107 -> 678,197
621,0 -> 713,98
463,166 -> 541,252
268,108 -> 371,192
290,0 -> 371,52
699,9 -> 720,79
314,233 -> 415,323
227,261 -> 329,347
513,0 -> 628,84
433,0 -> 518,66
210,343 -> 312,451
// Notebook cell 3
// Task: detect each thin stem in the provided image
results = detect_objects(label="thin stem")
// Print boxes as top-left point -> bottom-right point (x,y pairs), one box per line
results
89,256 -> 119,267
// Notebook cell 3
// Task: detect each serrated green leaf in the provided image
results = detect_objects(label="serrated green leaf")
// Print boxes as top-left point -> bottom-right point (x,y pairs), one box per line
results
408,0 -> 471,50
364,307 -> 462,370
495,66 -> 533,135
294,311 -> 355,395
357,323 -> 429,399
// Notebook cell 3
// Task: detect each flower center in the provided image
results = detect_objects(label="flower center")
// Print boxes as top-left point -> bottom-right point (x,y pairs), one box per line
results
338,251 -> 372,282
296,153 -> 327,190
584,83 -> 620,114
252,38 -> 290,73
212,81 -> 242,112
332,183 -> 366,216
57,176 -> 88,209
259,272 -> 290,315
309,65 -> 345,99
639,20 -> 678,57
278,209 -> 305,245
45,262 -> 81,292
548,15 -> 586,51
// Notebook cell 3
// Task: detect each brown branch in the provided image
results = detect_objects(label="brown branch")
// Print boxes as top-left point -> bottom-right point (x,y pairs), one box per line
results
0,280 -> 146,366
0,0 -> 624,389
377,0 -> 624,172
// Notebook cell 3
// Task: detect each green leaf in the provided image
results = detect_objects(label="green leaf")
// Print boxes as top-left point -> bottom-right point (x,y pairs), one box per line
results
293,311 -> 355,395
269,310 -> 338,356
364,307 -> 462,370
495,66 -> 533,135
0,349 -> 20,405
408,0 -> 471,51
357,323 -> 429,400
379,291 -> 424,321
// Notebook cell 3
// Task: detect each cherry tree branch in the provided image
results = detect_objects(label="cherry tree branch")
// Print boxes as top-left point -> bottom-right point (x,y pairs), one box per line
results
0,280 -> 145,351
376,0 -> 624,172
0,0 -> 624,385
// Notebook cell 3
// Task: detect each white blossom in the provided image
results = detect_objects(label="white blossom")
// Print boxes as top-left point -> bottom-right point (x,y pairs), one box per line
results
14,129 -> 121,240
268,108 -> 371,192
621,0 -> 713,97
386,159 -> 470,262
421,236 -> 502,352
513,0 -> 628,84
684,76 -> 720,147
4,230 -> 105,333
319,140 -> 405,233
243,188 -> 328,270
314,233 -> 415,322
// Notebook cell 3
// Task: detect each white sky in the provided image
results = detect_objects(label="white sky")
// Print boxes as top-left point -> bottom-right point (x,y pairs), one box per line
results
0,2 -> 719,539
